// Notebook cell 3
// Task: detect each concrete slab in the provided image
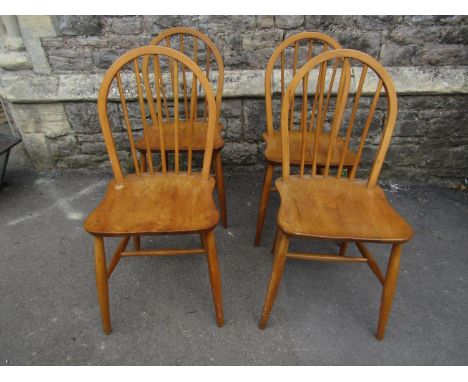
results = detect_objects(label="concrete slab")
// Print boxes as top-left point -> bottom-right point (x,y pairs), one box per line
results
0,166 -> 467,365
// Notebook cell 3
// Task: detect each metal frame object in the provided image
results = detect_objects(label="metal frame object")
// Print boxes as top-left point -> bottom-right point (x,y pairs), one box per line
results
0,133 -> 21,188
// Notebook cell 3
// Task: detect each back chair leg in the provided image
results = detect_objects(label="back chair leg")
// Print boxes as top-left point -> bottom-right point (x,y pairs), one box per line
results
133,235 -> 141,250
213,150 -> 228,228
199,233 -> 207,250
339,241 -> 349,256
259,230 -> 289,329
376,243 -> 402,340
255,162 -> 274,246
204,230 -> 224,327
94,236 -> 112,335
140,155 -> 147,173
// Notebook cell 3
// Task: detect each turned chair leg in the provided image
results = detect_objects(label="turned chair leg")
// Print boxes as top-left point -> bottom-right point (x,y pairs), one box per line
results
255,162 -> 274,246
203,230 -> 224,327
133,235 -> 141,250
259,230 -> 289,329
94,236 -> 112,334
199,233 -> 207,250
140,154 -> 147,173
339,241 -> 349,256
213,150 -> 228,228
271,227 -> 280,255
376,243 -> 402,340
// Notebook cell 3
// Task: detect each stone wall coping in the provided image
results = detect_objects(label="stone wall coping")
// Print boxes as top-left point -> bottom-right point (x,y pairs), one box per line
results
1,66 -> 467,103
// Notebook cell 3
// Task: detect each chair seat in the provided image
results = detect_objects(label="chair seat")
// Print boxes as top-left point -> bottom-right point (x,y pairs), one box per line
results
84,173 -> 219,236
263,131 -> 356,166
276,176 -> 414,243
135,120 -> 224,152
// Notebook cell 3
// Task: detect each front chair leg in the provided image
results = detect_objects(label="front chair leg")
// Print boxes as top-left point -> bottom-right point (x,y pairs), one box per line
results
259,230 -> 289,329
94,236 -> 112,334
271,226 -> 280,255
376,243 -> 402,340
255,162 -> 274,246
213,150 -> 228,228
204,230 -> 224,327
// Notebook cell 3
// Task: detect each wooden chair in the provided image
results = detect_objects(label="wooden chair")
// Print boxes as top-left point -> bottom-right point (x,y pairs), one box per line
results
135,27 -> 228,228
258,49 -> 414,340
83,46 -> 224,334
255,32 -> 358,246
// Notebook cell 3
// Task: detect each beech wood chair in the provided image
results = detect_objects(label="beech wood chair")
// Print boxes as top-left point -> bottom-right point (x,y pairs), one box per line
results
135,27 -> 228,228
84,46 -> 224,334
255,32 -> 359,246
258,49 -> 414,340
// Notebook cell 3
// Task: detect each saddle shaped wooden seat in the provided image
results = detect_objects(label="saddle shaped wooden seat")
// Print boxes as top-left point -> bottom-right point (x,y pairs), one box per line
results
135,121 -> 225,153
263,131 -> 356,167
84,173 -> 219,236
276,176 -> 413,242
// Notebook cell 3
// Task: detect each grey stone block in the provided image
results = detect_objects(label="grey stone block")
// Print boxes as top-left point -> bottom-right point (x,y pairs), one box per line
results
143,15 -> 200,34
107,34 -> 148,49
58,16 -> 103,36
222,141 -> 258,165
8,103 -> 71,138
333,30 -> 381,58
420,44 -> 468,65
65,102 -> 121,134
198,16 -> 255,35
354,16 -> 404,31
21,132 -> 53,169
404,16 -> 438,26
92,48 -> 127,70
304,16 -> 356,31
243,99 -> 270,142
221,99 -> 243,118
57,153 -> 108,168
256,16 -> 274,29
242,30 -> 284,51
106,16 -> 143,35
0,51 -> 32,70
379,43 -> 419,66
275,16 -> 304,29
47,48 -> 94,72
48,134 -> 78,158
80,141 -> 107,155
440,26 -> 468,44
220,117 -> 242,141
390,26 -> 442,44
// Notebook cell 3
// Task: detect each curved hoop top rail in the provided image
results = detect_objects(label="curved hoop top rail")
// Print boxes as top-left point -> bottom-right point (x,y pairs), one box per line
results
265,32 -> 342,135
97,45 -> 217,186
280,49 -> 398,188
149,27 -> 225,120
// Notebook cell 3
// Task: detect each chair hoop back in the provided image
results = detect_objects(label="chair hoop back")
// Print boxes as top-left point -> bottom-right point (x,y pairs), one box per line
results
149,27 -> 224,120
265,32 -> 342,135
97,45 -> 217,186
280,49 -> 398,188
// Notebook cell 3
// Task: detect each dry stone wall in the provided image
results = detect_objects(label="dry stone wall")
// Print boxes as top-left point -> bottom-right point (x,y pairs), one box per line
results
1,15 -> 467,185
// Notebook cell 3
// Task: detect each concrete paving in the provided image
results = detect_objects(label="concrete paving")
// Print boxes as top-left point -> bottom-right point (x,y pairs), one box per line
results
0,144 -> 467,364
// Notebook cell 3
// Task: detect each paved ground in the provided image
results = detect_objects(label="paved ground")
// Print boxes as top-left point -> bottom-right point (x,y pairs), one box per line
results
0,135 -> 467,365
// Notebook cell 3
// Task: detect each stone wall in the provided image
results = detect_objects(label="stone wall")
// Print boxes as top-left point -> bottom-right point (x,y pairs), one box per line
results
42,16 -> 468,71
0,15 -> 467,185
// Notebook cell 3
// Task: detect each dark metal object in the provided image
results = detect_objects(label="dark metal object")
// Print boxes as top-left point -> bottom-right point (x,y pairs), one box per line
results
0,133 -> 21,188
